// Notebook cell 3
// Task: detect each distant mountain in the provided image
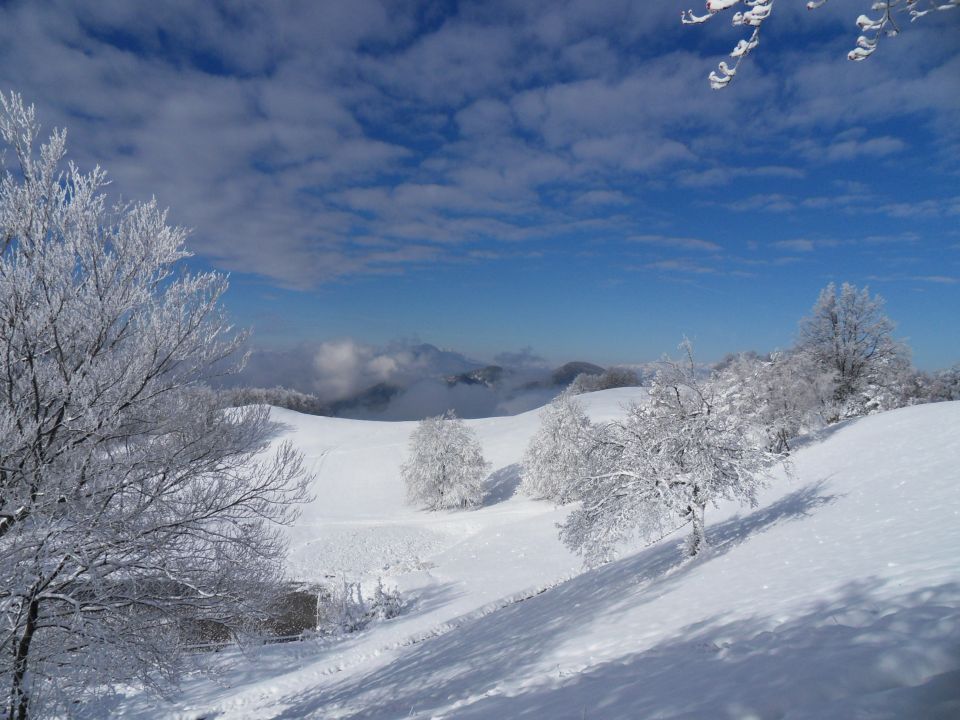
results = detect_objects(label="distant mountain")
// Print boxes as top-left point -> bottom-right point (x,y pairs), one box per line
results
402,343 -> 485,377
550,361 -> 604,387
445,365 -> 505,388
446,361 -> 606,394
328,382 -> 401,415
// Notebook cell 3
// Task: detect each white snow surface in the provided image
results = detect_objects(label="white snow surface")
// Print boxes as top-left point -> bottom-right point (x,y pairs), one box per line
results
110,389 -> 960,719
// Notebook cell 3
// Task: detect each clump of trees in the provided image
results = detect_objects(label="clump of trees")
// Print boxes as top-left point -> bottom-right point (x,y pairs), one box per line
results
559,342 -> 777,562
713,350 -> 835,453
532,280 -> 952,565
569,367 -> 641,394
713,282 -> 912,448
222,385 -> 330,416
906,364 -> 960,403
401,411 -> 490,510
0,94 -> 311,720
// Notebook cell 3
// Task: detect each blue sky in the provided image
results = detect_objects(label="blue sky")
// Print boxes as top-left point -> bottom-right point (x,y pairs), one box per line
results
1,0 -> 958,370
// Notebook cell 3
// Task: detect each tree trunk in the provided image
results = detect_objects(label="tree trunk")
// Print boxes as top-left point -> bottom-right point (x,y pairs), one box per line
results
8,598 -> 39,720
685,503 -> 707,557
776,429 -> 790,453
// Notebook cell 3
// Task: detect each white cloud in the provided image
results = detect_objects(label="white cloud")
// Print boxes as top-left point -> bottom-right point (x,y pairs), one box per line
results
773,239 -> 816,252
629,235 -> 722,252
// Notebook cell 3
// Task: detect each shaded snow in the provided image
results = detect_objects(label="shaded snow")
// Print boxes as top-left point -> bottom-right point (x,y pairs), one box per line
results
109,392 -> 960,719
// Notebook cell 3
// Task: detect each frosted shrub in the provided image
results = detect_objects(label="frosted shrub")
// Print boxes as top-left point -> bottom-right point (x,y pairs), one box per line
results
323,580 -> 369,635
370,578 -> 404,621
316,578 -> 403,635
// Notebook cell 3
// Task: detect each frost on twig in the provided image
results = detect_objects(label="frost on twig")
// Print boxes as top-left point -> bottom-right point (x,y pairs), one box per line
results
682,0 -> 773,88
682,0 -> 958,88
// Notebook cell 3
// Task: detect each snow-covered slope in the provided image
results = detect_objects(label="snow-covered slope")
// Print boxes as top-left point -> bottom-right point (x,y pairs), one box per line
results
115,392 -> 960,719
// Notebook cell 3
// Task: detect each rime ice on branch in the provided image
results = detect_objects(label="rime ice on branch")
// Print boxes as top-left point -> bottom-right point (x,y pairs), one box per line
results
682,0 -> 959,88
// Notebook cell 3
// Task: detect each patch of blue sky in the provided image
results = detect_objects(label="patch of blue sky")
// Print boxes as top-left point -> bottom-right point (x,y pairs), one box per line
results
1,1 -> 956,367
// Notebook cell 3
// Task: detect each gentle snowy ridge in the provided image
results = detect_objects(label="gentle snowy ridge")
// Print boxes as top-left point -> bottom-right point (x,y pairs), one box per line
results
114,393 -> 960,719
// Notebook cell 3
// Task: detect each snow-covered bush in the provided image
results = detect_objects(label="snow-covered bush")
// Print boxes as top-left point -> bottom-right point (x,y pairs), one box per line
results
401,411 -> 490,510
683,0 -> 958,88
561,342 -> 778,563
370,578 -> 404,621
322,580 -> 370,635
0,93 -> 310,719
520,392 -> 595,504
316,578 -> 403,635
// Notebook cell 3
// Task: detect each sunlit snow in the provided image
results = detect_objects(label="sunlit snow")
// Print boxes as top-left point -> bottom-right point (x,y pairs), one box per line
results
110,390 -> 960,719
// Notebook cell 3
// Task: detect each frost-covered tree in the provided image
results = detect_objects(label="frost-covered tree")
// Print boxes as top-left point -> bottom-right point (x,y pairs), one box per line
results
0,93 -> 311,720
520,392 -> 595,504
561,342 -> 777,563
401,411 -> 489,510
908,365 -> 960,403
682,0 -> 959,88
715,351 -> 834,452
796,282 -> 907,417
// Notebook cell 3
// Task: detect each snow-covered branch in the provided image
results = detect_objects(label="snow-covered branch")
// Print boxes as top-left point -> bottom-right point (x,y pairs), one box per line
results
683,0 -> 959,88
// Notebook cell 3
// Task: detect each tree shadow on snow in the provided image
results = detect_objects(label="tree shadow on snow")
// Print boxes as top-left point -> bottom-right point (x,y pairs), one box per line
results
272,481 -> 848,719
448,580 -> 960,720
706,480 -> 840,556
406,582 -> 465,619
482,463 -> 522,506
787,414 -> 865,453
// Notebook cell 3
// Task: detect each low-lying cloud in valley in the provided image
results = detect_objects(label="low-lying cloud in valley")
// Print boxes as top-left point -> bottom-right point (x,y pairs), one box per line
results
224,339 -> 567,420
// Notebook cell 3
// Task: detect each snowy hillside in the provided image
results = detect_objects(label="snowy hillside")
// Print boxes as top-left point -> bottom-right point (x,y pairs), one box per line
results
112,391 -> 960,719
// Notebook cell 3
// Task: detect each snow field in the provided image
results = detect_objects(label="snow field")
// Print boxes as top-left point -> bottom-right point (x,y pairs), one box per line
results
114,391 -> 960,719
